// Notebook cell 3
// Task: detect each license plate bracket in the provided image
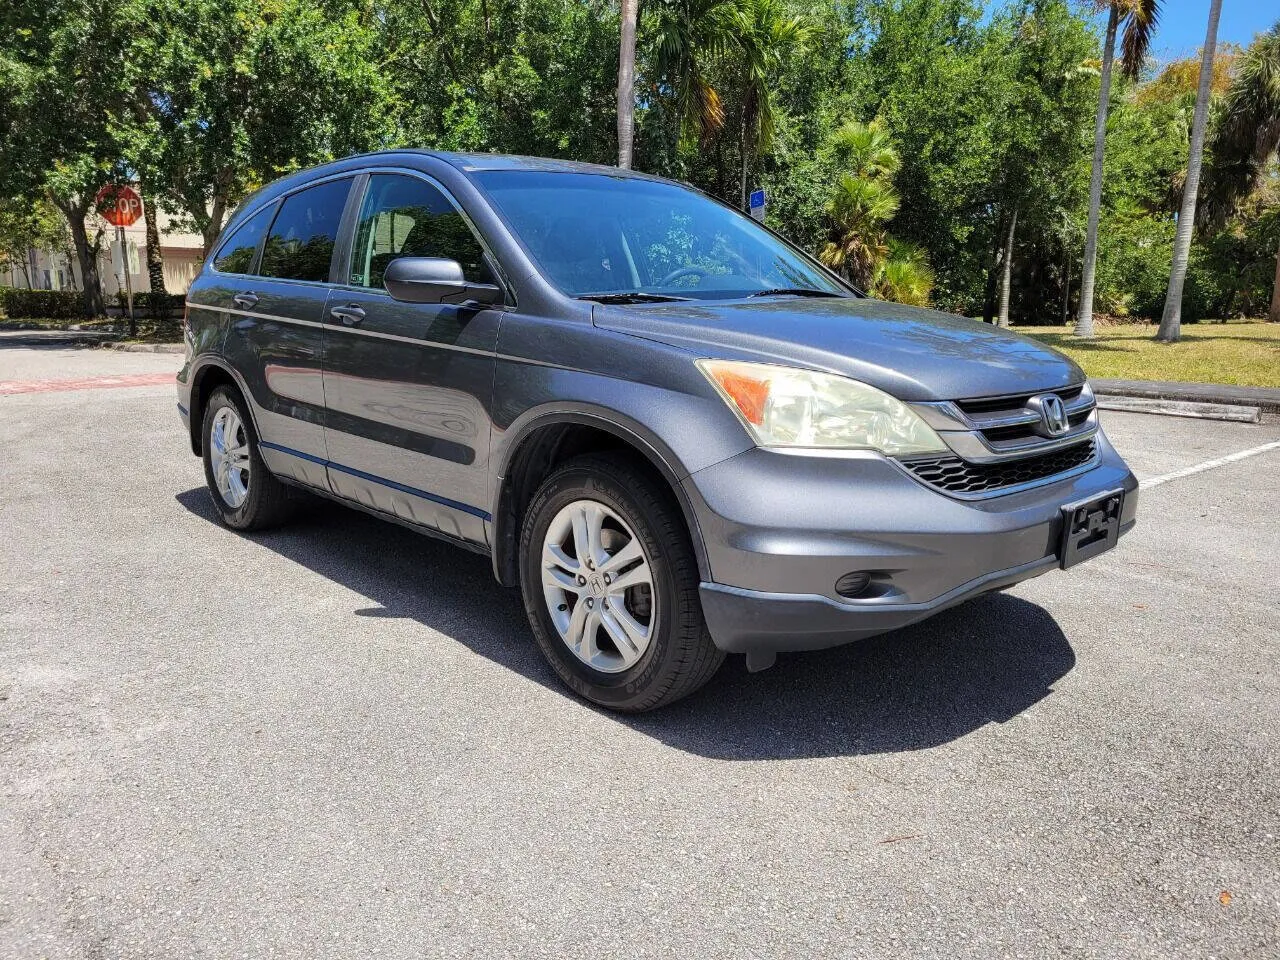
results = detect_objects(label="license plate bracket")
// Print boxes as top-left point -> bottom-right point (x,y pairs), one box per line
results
1059,489 -> 1124,569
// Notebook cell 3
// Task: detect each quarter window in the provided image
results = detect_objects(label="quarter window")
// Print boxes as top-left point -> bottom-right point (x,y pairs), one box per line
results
349,175 -> 488,289
212,204 -> 274,275
259,178 -> 353,282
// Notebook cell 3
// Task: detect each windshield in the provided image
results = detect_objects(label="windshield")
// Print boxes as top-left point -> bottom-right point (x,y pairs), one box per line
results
473,171 -> 849,301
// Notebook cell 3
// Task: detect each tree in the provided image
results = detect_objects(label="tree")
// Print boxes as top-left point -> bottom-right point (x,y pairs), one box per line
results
0,200 -> 69,288
1155,0 -> 1222,342
1075,0 -> 1162,338
0,0 -> 146,316
134,0 -> 396,255
728,0 -> 809,209
983,1 -> 1097,328
818,120 -> 933,304
617,0 -> 639,168
142,190 -> 167,297
1200,21 -> 1280,322
650,0 -> 738,147
819,121 -> 899,287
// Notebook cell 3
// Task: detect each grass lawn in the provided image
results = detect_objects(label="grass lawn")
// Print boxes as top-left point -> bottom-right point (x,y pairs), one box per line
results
1013,321 -> 1280,389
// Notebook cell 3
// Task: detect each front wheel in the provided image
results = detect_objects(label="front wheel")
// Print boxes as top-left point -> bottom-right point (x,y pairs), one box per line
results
519,454 -> 724,712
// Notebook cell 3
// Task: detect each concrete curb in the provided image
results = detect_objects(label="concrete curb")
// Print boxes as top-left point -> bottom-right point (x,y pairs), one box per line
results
1092,378 -> 1280,415
103,341 -> 185,354
1095,394 -> 1261,424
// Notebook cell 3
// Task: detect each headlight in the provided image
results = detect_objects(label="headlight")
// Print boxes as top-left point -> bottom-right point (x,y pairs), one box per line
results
697,359 -> 947,456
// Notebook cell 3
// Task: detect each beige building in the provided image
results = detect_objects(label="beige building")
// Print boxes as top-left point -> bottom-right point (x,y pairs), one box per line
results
1,200 -> 206,297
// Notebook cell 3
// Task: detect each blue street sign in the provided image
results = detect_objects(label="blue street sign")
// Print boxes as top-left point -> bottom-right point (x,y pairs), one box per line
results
749,188 -> 766,221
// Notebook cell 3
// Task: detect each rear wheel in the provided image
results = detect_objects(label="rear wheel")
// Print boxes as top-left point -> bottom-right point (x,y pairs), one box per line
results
201,386 -> 292,530
519,453 -> 724,712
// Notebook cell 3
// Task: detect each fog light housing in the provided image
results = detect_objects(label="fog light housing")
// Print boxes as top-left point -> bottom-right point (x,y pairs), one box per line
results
834,571 -> 873,598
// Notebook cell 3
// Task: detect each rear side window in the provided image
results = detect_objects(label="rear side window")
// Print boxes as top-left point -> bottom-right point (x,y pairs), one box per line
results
259,178 -> 353,282
349,174 -> 487,289
212,205 -> 274,275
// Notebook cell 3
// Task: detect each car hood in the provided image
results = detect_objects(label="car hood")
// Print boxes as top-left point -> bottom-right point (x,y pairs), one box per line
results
593,297 -> 1084,402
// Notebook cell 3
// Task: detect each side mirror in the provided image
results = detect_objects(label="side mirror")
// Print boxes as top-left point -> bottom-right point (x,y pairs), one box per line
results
383,257 -> 502,306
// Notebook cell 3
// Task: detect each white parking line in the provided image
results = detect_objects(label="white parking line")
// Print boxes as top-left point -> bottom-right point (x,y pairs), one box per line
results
1140,439 -> 1280,490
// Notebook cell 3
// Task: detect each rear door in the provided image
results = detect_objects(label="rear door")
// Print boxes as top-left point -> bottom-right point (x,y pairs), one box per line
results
221,176 -> 355,488
320,171 -> 504,546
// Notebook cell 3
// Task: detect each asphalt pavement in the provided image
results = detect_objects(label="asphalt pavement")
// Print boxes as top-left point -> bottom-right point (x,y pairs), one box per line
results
2,344 -> 1277,959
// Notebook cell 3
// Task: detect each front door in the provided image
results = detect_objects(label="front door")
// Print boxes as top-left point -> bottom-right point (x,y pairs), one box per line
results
320,172 -> 502,546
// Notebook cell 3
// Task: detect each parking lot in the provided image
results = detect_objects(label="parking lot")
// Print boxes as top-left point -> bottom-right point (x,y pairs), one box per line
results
2,342 -> 1277,959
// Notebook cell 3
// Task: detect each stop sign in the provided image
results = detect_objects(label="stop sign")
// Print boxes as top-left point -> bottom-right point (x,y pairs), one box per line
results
95,184 -> 144,227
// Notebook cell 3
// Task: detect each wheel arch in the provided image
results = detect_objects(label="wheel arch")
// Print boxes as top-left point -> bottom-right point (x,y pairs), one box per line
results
187,358 -> 260,456
491,408 -> 711,587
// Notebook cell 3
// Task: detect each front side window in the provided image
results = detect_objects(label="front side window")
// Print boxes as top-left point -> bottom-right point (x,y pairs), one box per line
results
473,171 -> 847,300
212,204 -> 274,275
259,178 -> 352,282
349,174 -> 488,289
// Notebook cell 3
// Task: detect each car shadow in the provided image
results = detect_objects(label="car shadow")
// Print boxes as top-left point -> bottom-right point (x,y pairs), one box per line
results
176,487 -> 1076,760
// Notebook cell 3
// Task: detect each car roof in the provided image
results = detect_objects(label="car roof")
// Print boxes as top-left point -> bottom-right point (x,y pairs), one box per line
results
373,148 -> 676,183
219,149 -> 684,240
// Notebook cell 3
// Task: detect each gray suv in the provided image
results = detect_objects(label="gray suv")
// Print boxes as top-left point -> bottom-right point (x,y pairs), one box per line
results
177,151 -> 1138,711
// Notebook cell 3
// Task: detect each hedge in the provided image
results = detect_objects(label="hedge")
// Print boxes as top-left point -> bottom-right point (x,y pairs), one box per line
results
0,287 -> 86,319
115,290 -> 186,317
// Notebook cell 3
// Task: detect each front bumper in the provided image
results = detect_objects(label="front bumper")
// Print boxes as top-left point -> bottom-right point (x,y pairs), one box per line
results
684,430 -> 1138,655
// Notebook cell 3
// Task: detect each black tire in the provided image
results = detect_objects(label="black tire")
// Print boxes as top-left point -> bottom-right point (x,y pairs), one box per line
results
201,385 -> 293,531
518,453 -> 724,712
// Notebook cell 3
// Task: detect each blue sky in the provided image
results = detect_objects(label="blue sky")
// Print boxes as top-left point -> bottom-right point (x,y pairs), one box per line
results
1141,0 -> 1276,62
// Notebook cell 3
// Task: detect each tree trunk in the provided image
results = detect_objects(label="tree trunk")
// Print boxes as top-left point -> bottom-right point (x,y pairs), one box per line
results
616,0 -> 638,169
1270,233 -> 1280,322
997,205 -> 1018,328
1157,0 -> 1222,343
739,120 -> 750,211
1061,246 -> 1072,326
143,192 -> 167,298
61,202 -> 106,317
1075,6 -> 1119,339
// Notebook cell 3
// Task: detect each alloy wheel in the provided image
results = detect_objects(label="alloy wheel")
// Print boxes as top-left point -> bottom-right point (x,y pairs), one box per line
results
209,406 -> 251,508
540,498 -> 656,673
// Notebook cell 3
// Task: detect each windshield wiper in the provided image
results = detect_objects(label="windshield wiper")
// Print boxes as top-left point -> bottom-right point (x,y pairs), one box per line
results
576,292 -> 692,304
747,287 -> 842,298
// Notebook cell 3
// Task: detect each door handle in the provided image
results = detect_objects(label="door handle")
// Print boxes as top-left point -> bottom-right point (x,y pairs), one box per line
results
330,304 -> 366,326
232,292 -> 259,309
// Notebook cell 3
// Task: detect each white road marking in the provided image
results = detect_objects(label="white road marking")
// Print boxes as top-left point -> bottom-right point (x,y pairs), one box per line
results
1139,439 -> 1280,489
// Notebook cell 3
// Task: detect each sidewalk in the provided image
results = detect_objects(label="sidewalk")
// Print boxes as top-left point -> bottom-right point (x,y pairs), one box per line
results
1092,378 -> 1280,415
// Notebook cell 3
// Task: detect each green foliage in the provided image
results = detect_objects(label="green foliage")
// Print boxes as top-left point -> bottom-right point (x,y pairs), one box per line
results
0,0 -> 1274,325
0,199 -> 69,283
817,120 -> 935,304
134,0 -> 397,251
0,287 -> 85,319
114,290 -> 186,317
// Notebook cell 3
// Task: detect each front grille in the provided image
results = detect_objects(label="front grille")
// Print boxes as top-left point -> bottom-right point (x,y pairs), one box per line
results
902,439 -> 1097,495
956,384 -> 1084,417
955,385 -> 1090,447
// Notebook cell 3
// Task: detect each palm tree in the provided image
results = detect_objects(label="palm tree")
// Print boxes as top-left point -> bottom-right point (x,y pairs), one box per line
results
1075,0 -> 1162,338
729,0 -> 809,210
880,240 -> 935,307
1199,21 -> 1280,323
1155,0 -> 1223,342
819,121 -> 901,288
651,0 -> 738,146
617,0 -> 639,169
827,118 -> 899,182
819,172 -> 898,287
817,120 -> 933,305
